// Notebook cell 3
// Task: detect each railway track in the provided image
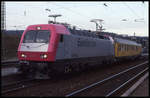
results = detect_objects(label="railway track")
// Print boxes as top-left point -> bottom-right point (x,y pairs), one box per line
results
2,59 -> 148,96
2,61 -> 18,65
1,79 -> 38,95
1,61 -> 19,68
65,61 -> 148,96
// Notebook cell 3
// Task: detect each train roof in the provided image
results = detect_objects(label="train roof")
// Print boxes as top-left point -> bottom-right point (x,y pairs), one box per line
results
27,24 -> 70,35
68,28 -> 111,40
114,38 -> 141,46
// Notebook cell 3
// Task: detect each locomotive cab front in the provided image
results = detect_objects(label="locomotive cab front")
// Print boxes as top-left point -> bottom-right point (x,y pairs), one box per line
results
19,30 -> 50,61
18,25 -> 57,62
17,24 -> 70,78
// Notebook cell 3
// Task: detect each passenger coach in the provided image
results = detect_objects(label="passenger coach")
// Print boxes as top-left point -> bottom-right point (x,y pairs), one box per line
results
114,38 -> 142,59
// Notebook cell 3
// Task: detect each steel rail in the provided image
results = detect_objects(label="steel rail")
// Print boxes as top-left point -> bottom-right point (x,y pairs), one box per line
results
65,61 -> 148,97
2,83 -> 37,94
2,79 -> 34,87
1,61 -> 19,67
106,67 -> 148,96
2,61 -> 18,64
2,79 -> 36,94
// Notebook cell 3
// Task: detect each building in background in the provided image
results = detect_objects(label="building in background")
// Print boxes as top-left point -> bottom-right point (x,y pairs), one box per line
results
1,1 -> 6,31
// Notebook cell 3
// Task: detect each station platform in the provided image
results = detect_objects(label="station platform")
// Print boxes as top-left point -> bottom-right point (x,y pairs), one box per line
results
1,67 -> 18,76
130,77 -> 149,96
122,72 -> 149,97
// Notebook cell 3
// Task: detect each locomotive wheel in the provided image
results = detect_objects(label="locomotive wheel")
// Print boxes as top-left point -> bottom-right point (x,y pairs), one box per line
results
75,65 -> 80,72
48,68 -> 58,78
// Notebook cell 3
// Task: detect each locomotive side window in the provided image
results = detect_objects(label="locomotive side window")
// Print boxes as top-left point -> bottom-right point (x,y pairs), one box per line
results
60,35 -> 63,42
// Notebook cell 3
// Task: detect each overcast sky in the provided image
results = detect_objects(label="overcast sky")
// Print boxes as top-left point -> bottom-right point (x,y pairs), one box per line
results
5,1 -> 149,36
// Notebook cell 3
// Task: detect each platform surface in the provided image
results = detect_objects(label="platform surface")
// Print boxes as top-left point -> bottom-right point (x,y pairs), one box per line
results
130,78 -> 149,96
1,67 -> 18,76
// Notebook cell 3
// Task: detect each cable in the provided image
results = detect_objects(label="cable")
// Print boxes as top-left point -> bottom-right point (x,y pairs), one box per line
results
123,2 -> 147,25
49,3 -> 91,20
123,2 -> 141,19
46,2 -> 93,29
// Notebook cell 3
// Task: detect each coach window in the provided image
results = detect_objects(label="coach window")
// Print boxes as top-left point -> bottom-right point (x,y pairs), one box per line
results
128,45 -> 129,51
123,45 -> 125,51
123,44 -> 125,51
60,34 -> 63,42
132,46 -> 134,51
120,44 -> 122,51
122,44 -> 124,51
118,44 -> 120,51
132,46 -> 134,50
119,44 -> 121,51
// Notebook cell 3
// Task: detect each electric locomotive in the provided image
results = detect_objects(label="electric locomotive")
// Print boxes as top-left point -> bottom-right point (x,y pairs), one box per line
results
17,23 -> 142,79
17,24 -> 114,79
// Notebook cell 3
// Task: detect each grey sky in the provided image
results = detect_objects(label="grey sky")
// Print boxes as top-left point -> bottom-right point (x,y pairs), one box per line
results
5,1 -> 149,36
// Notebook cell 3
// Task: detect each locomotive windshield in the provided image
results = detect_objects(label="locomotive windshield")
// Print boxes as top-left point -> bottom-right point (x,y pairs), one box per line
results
23,30 -> 50,43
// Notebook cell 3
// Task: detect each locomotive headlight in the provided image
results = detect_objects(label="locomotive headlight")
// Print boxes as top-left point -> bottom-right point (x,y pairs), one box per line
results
40,54 -> 47,59
37,26 -> 41,30
21,54 -> 26,58
43,54 -> 47,58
